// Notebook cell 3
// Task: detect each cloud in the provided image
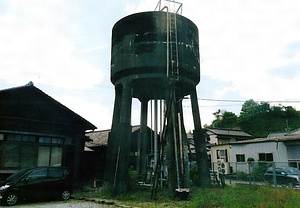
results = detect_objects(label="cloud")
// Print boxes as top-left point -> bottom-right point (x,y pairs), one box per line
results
124,0 -> 300,98
81,46 -> 107,54
0,0 -> 103,90
282,42 -> 300,58
185,0 -> 300,103
52,94 -> 112,130
125,0 -> 154,13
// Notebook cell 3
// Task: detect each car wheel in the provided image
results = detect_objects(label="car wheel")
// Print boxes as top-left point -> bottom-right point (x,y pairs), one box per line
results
4,193 -> 18,206
60,190 -> 71,200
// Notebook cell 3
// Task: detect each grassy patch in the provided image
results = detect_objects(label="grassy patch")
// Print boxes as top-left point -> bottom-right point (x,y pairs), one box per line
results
73,185 -> 300,208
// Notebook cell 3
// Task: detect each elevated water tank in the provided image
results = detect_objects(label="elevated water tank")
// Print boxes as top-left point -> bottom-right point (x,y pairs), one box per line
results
111,11 -> 200,100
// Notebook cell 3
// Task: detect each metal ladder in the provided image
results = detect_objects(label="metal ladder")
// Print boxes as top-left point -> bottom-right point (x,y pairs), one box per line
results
169,12 -> 179,80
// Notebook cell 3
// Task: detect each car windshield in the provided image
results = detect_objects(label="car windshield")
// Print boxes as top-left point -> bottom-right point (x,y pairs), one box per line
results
284,167 -> 300,175
6,168 -> 31,181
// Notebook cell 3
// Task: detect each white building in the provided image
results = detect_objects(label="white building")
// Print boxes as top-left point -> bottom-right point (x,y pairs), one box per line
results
211,129 -> 300,174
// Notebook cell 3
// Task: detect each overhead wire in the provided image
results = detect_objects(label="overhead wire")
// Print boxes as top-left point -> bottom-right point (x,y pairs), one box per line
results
182,97 -> 300,108
198,98 -> 300,103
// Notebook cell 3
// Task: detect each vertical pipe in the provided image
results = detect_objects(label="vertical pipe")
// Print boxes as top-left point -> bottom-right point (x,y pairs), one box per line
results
166,10 -> 170,77
178,112 -> 184,175
190,88 -> 211,187
160,100 -> 163,136
150,100 -> 153,156
159,99 -> 163,188
171,91 -> 180,189
154,99 -> 158,171
150,100 -> 153,185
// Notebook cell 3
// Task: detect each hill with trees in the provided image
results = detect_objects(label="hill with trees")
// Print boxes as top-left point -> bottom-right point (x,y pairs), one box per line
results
210,99 -> 300,137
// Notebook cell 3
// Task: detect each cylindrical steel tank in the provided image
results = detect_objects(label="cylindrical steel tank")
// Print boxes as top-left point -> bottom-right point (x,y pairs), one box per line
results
111,11 -> 200,99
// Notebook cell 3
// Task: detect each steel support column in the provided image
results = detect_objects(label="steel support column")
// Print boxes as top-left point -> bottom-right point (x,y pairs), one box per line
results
138,99 -> 149,179
190,88 -> 211,187
104,81 -> 133,194
105,84 -> 122,184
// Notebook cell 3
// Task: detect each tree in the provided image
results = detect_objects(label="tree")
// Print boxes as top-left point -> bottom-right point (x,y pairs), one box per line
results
240,99 -> 259,117
239,100 -> 272,137
211,110 -> 238,128
209,99 -> 300,138
239,100 -> 300,137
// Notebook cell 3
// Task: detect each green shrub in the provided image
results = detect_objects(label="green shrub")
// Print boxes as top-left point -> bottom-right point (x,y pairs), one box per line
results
252,162 -> 271,181
189,164 -> 200,186
127,170 -> 140,191
236,171 -> 248,181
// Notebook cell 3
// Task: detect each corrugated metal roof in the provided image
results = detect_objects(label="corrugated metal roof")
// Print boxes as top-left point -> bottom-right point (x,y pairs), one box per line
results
86,129 -> 110,147
267,128 -> 300,138
267,132 -> 286,138
85,125 -> 141,147
232,135 -> 300,145
289,128 -> 300,135
205,128 -> 252,138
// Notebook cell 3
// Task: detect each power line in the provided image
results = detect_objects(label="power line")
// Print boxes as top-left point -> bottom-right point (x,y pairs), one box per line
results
198,98 -> 300,104
183,104 -> 242,108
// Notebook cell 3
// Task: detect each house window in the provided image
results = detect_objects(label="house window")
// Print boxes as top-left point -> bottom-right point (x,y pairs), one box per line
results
6,134 -> 36,143
50,147 -> 62,166
258,153 -> 273,161
3,144 -> 37,168
20,145 -> 37,168
39,137 -> 63,144
236,154 -> 245,162
1,133 -> 63,169
288,161 -> 300,170
4,144 -> 20,168
39,137 -> 51,144
37,146 -> 62,166
216,149 -> 228,162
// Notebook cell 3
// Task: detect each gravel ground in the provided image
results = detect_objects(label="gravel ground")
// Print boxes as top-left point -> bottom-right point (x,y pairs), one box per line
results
4,199 -> 116,207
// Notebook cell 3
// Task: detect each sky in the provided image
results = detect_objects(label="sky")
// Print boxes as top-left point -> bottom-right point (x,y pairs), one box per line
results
1,0 -> 300,131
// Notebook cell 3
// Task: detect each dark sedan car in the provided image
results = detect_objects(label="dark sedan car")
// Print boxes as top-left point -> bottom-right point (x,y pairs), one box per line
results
264,167 -> 300,186
0,166 -> 73,206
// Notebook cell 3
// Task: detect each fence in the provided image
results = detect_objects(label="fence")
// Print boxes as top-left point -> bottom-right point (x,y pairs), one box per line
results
210,161 -> 300,188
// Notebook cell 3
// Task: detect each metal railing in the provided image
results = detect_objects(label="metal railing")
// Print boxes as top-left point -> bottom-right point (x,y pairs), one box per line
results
155,0 -> 182,14
209,162 -> 300,188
